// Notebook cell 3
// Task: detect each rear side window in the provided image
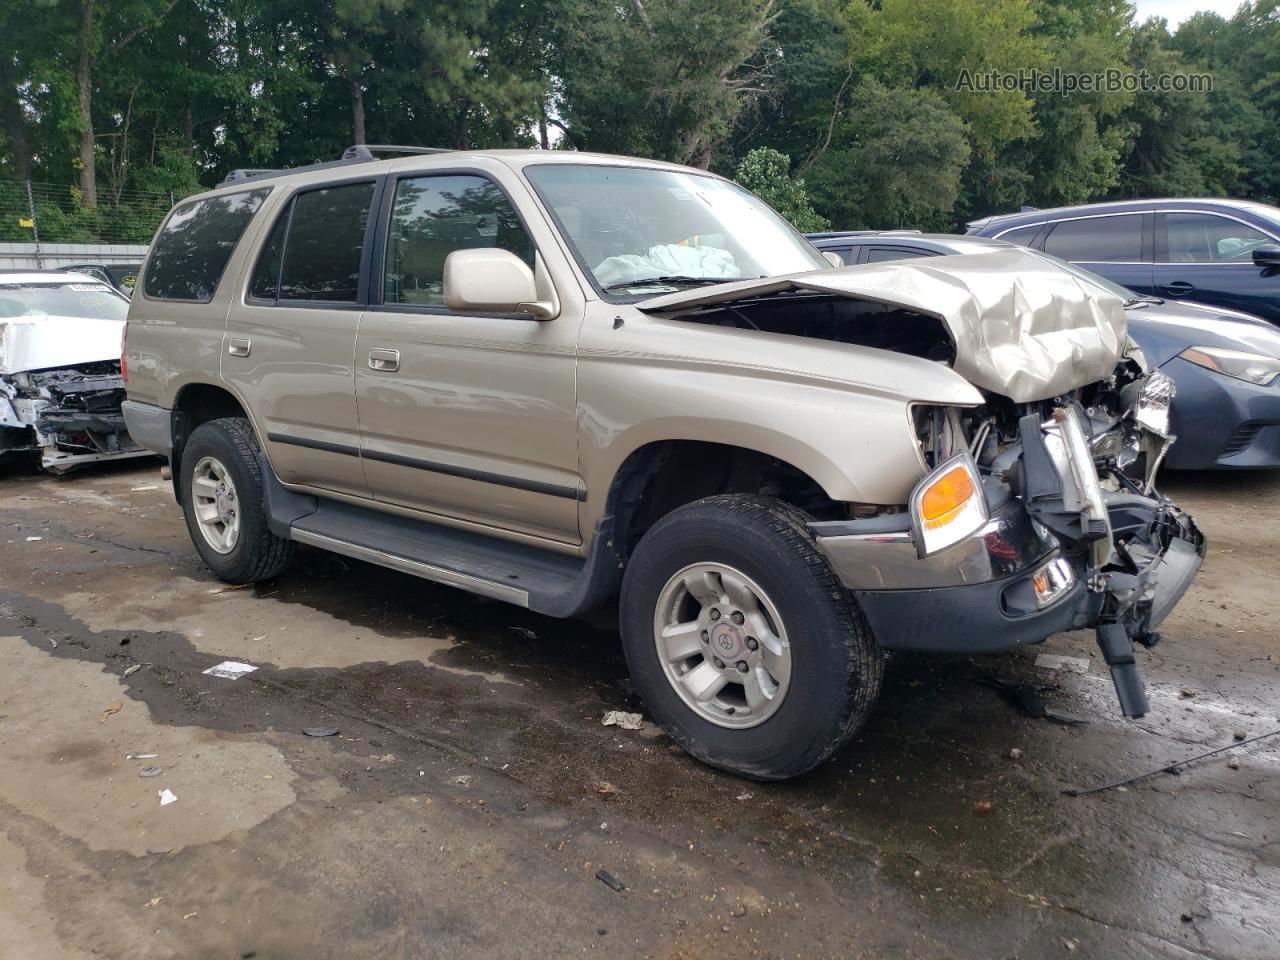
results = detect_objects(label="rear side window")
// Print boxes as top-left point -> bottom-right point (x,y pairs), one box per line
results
143,188 -> 269,301
1043,215 -> 1142,262
866,246 -> 933,263
250,181 -> 376,303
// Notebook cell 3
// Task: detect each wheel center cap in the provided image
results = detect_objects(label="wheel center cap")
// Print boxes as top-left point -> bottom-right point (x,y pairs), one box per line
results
710,623 -> 742,659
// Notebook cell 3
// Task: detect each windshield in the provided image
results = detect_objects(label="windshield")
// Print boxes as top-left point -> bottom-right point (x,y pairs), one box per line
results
0,282 -> 129,320
524,164 -> 829,297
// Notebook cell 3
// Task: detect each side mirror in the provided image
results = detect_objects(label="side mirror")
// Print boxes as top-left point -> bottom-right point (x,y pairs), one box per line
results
444,248 -> 557,320
1252,244 -> 1280,268
821,251 -> 843,268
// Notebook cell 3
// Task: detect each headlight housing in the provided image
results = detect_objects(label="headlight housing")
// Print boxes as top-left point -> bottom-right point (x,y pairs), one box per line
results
910,452 -> 988,557
1181,346 -> 1280,386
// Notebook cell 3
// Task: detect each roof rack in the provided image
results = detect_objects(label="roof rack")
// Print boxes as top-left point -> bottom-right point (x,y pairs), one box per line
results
341,144 -> 453,161
215,144 -> 452,191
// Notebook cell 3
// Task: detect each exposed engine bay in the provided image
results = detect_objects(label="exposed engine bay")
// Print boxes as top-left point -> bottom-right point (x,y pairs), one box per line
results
0,361 -> 147,473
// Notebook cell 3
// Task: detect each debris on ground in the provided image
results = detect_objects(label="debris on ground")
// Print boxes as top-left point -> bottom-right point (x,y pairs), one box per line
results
1033,654 -> 1090,674
593,781 -> 619,799
1009,748 -> 1024,760
158,789 -> 177,806
208,583 -> 252,594
25,536 -> 42,542
736,793 -> 753,801
1064,728 -> 1280,796
601,710 -> 643,730
145,847 -> 172,856
99,702 -> 123,722
973,800 -> 995,815
976,677 -> 1087,725
122,664 -> 141,678
302,725 -> 339,737
203,660 -> 258,680
595,868 -> 625,892
508,626 -> 538,640
1180,688 -> 1197,699
127,752 -> 158,760
452,775 -> 473,787
139,766 -> 162,777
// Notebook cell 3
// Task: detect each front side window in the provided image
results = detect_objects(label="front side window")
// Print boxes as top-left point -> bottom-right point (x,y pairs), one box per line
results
144,188 -> 270,301
1162,212 -> 1273,264
272,181 -> 376,303
384,175 -> 534,306
0,282 -> 129,320
1043,215 -> 1143,262
524,164 -> 828,298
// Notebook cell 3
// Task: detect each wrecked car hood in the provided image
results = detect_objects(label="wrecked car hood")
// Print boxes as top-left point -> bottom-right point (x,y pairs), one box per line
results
639,249 -> 1128,404
0,315 -> 125,375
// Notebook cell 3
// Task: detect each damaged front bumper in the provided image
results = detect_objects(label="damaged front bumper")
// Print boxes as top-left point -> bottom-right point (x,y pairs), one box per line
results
0,366 -> 150,472
811,404 -> 1205,719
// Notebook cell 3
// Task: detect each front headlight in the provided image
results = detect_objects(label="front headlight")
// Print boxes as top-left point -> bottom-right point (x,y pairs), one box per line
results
910,452 -> 988,557
1181,346 -> 1280,386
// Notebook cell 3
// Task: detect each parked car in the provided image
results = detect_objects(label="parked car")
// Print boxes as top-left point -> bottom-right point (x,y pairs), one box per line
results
123,146 -> 1202,779
0,271 -> 151,472
56,262 -> 142,296
964,198 -> 1280,325
809,232 -> 1280,470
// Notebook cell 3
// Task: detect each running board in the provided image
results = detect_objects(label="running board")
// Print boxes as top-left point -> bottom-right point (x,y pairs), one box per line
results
262,469 -> 622,618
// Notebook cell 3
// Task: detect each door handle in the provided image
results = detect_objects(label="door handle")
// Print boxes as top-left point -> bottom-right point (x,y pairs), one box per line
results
228,337 -> 251,357
368,348 -> 400,372
1163,280 -> 1195,296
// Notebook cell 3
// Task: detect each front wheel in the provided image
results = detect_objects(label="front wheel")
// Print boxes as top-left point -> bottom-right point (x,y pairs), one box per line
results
619,494 -> 883,780
180,417 -> 294,584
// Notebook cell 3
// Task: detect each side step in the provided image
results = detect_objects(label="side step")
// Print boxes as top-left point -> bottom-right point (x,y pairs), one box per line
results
262,468 -> 621,618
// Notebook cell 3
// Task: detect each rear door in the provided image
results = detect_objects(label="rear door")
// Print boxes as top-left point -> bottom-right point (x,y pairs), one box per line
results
1154,211 -> 1280,323
223,177 -> 383,497
1039,212 -> 1153,294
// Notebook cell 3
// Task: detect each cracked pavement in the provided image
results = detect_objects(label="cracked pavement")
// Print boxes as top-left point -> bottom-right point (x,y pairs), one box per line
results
0,460 -> 1276,959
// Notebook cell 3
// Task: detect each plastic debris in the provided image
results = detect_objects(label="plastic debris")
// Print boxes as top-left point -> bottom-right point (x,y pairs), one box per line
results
302,725 -> 339,737
122,664 -> 142,678
158,789 -> 177,806
508,626 -> 538,640
139,766 -> 162,777
25,536 -> 42,542
1009,747 -> 1024,760
202,660 -> 258,680
594,781 -> 619,799
452,775 -> 473,786
99,702 -> 123,722
1033,654 -> 1090,674
601,710 -> 643,730
976,677 -> 1087,725
127,753 -> 158,760
595,868 -> 625,892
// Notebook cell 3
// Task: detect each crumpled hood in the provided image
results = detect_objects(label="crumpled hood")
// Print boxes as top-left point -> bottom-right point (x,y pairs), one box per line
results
0,315 -> 125,375
639,248 -> 1129,404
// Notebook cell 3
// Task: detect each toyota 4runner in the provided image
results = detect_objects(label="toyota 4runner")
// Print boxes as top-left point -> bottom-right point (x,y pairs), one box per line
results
122,145 -> 1204,779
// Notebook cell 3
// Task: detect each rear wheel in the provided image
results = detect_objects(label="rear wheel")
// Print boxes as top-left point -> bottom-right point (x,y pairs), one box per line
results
180,417 -> 293,583
620,494 -> 883,780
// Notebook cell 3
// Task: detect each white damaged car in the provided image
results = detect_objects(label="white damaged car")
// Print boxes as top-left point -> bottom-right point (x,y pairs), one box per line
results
0,272 -> 150,473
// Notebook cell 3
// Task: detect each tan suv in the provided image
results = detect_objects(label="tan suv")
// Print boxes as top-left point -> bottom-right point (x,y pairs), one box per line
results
122,145 -> 1204,779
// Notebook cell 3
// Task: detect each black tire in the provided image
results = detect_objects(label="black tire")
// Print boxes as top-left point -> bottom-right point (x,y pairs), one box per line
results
179,417 -> 294,584
620,494 -> 883,780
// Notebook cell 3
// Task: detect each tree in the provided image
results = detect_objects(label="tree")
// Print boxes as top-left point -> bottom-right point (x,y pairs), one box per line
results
734,147 -> 828,230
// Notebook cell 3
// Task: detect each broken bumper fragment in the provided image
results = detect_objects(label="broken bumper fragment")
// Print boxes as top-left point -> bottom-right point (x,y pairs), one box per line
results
811,404 -> 1205,719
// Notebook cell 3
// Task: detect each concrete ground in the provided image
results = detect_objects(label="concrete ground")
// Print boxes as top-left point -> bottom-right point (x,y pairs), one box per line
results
0,459 -> 1276,960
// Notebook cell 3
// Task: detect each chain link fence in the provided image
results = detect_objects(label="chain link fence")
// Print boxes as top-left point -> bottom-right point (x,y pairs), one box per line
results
0,179 -> 178,246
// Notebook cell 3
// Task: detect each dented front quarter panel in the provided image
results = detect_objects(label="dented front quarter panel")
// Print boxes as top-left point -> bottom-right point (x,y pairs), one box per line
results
577,305 -> 985,525
641,248 -> 1129,405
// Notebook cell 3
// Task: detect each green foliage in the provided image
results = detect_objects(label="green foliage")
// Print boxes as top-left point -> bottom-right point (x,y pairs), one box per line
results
734,148 -> 829,232
2,0 -> 1278,242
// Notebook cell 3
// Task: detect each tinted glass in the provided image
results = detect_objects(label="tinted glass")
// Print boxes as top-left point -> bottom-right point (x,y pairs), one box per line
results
0,282 -> 129,320
866,246 -> 932,263
1043,215 -> 1142,262
384,175 -> 534,306
1163,212 -> 1272,263
143,188 -> 269,301
249,203 -> 290,300
996,224 -> 1042,247
278,182 -> 376,302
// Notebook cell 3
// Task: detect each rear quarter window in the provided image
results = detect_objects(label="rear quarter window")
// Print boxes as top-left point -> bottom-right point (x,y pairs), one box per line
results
143,188 -> 270,302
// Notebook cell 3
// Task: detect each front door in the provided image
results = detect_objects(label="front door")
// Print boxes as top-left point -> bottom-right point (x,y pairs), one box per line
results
1154,211 -> 1280,323
223,178 -> 381,497
354,170 -> 581,544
